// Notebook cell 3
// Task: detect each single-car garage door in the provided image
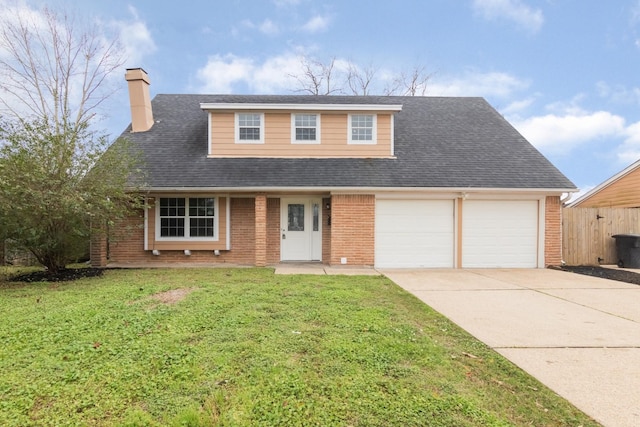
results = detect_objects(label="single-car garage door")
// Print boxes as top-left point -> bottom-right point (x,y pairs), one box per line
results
375,199 -> 454,268
462,200 -> 539,268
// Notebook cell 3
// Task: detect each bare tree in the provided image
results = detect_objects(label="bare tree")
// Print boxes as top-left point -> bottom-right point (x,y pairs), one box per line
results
291,56 -> 342,95
0,7 -> 123,134
0,5 -> 141,274
384,65 -> 433,96
346,62 -> 377,96
292,55 -> 433,97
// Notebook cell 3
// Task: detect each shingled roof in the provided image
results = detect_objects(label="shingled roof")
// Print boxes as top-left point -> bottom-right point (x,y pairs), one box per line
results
119,94 -> 575,191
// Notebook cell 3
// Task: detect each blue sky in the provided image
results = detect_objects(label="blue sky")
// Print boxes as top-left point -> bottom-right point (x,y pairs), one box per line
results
5,0 -> 640,196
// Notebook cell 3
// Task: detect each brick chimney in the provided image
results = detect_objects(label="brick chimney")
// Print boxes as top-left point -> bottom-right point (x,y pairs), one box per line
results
125,68 -> 154,132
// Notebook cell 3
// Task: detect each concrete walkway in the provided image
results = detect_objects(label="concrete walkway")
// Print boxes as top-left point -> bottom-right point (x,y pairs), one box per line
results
274,263 -> 379,276
381,268 -> 640,427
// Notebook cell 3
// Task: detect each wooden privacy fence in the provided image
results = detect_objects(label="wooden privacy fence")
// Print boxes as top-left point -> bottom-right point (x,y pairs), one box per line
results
562,207 -> 640,266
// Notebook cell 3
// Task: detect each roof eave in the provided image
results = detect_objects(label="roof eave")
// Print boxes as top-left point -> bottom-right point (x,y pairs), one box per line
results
199,103 -> 403,112
566,158 -> 640,207
134,186 -> 577,195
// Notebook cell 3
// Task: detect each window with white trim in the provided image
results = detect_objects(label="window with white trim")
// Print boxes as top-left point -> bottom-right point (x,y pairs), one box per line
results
292,113 -> 320,143
348,114 -> 377,144
235,113 -> 264,143
158,197 -> 217,239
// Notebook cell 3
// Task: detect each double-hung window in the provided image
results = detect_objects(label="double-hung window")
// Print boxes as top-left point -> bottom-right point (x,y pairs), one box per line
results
158,197 -> 216,239
348,114 -> 377,144
292,113 -> 320,144
236,113 -> 264,143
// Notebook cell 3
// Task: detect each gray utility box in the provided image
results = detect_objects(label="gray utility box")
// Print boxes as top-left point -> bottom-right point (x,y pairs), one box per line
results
612,234 -> 640,268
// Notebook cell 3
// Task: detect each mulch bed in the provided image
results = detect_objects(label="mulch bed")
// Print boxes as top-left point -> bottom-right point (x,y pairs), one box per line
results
9,268 -> 104,283
559,265 -> 640,286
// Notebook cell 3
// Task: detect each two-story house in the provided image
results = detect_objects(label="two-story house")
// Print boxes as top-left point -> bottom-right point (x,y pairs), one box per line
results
91,68 -> 576,269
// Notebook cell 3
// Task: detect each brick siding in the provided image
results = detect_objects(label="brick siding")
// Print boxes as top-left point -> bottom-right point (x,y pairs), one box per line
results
544,195 -> 562,266
106,198 -> 256,265
255,195 -> 267,266
329,194 -> 375,266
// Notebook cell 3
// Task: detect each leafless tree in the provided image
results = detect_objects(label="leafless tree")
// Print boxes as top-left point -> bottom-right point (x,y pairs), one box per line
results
291,56 -> 342,95
292,56 -> 432,97
0,6 -> 124,134
384,65 -> 433,96
346,62 -> 377,96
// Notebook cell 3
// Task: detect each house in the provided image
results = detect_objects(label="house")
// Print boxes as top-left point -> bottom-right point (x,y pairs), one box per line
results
566,159 -> 640,208
91,68 -> 576,269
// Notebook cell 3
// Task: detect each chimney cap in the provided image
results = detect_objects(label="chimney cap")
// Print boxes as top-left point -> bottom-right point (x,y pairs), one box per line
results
125,68 -> 150,83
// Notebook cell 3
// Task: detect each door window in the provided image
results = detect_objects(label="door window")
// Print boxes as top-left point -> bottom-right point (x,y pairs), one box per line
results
288,204 -> 305,231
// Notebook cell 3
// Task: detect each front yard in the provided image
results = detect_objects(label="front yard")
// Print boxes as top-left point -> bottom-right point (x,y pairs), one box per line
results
0,267 -> 598,426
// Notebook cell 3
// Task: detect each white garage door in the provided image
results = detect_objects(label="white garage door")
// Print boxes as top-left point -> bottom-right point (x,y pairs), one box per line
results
462,200 -> 539,268
375,199 -> 454,268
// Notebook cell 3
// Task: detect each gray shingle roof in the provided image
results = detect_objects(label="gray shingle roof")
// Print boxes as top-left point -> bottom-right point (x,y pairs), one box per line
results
120,94 -> 575,190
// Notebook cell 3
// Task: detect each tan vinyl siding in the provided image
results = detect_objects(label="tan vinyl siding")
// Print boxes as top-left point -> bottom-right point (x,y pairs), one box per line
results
575,167 -> 640,208
146,196 -> 228,251
210,113 -> 235,149
209,111 -> 394,158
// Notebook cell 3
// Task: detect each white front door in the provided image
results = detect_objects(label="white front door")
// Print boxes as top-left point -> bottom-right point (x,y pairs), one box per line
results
281,198 -> 322,261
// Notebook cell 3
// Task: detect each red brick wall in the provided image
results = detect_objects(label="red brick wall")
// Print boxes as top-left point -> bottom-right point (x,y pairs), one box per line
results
228,198 -> 256,264
90,226 -> 108,268
544,195 -> 562,266
106,198 -> 256,265
255,195 -> 267,266
330,194 -> 375,266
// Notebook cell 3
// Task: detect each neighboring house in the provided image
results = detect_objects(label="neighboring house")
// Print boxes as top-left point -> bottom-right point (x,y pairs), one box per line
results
91,68 -> 576,269
566,159 -> 640,208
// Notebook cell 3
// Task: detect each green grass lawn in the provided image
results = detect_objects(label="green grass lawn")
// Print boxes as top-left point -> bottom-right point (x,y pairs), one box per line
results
0,267 -> 599,426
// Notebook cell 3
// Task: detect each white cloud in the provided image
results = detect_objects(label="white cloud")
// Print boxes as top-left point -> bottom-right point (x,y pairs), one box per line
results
429,71 -> 530,98
195,54 -> 255,93
252,54 -> 306,93
472,0 -> 544,33
259,19 -> 279,35
596,81 -> 640,105
617,120 -> 640,164
113,7 -> 157,67
273,0 -> 302,7
196,52 -> 330,93
239,18 -> 280,36
511,110 -> 626,153
632,0 -> 640,24
501,97 -> 536,116
300,15 -> 330,33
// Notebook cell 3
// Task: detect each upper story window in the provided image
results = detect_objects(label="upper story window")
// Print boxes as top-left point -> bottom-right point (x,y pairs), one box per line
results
348,114 -> 377,144
236,113 -> 264,144
291,113 -> 320,144
158,197 -> 217,239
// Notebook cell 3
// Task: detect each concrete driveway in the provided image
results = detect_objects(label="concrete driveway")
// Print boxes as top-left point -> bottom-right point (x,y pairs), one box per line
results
381,268 -> 640,427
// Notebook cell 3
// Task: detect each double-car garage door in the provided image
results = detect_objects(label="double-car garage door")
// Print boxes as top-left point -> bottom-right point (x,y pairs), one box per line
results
375,199 -> 540,268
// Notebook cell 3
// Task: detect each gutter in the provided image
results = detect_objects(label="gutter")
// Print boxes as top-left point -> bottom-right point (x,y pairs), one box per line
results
133,186 -> 578,195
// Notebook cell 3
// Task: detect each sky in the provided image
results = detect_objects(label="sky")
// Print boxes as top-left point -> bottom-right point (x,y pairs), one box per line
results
3,0 -> 640,198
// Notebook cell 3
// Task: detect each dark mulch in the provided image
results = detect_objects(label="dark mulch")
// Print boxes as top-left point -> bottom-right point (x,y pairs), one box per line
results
559,265 -> 640,286
9,268 -> 104,283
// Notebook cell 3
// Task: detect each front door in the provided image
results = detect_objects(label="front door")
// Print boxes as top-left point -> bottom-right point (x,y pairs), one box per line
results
281,198 -> 322,261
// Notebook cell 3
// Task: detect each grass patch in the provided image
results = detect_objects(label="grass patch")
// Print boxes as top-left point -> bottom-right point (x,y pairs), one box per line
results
0,268 -> 598,426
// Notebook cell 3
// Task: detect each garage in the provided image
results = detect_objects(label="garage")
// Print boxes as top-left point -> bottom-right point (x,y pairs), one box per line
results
462,200 -> 539,268
375,199 -> 455,268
